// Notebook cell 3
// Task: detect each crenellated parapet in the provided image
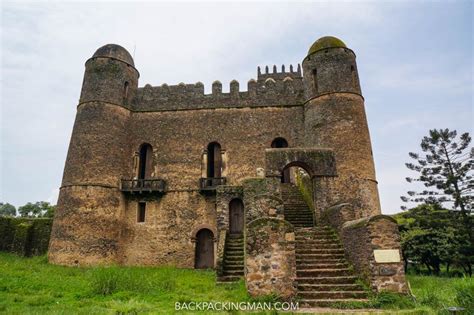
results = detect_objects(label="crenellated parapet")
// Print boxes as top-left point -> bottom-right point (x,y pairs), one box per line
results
132,65 -> 304,111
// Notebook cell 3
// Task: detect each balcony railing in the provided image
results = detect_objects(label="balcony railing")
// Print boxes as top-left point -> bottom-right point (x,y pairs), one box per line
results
199,177 -> 226,191
121,178 -> 166,193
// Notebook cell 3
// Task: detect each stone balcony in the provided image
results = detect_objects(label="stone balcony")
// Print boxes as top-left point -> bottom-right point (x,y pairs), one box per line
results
121,178 -> 166,194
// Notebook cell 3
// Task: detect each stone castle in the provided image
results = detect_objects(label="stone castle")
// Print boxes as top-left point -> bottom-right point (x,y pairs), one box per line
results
49,36 -> 407,305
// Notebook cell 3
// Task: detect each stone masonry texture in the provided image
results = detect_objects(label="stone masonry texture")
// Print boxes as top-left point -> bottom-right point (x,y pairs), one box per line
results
48,37 -> 406,297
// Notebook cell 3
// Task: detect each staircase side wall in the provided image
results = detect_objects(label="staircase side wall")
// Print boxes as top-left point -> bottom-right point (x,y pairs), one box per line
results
339,215 -> 408,294
246,218 -> 296,299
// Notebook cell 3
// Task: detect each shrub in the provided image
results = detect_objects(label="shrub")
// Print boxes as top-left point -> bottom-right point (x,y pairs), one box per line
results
454,277 -> 474,312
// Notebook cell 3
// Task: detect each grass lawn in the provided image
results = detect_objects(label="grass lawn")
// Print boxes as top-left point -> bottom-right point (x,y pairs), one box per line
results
0,253 -> 472,314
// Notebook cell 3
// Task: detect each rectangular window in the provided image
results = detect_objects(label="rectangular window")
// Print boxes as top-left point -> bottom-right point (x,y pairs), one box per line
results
312,69 -> 318,93
138,202 -> 146,223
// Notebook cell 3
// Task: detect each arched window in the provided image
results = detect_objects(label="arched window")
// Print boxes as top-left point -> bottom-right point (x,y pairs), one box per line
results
312,69 -> 318,93
138,143 -> 153,180
271,138 -> 290,183
271,137 -> 288,148
207,142 -> 222,178
124,81 -> 129,99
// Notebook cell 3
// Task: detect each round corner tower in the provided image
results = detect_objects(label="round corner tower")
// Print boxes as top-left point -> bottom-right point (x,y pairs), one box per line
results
302,36 -> 381,219
48,44 -> 139,266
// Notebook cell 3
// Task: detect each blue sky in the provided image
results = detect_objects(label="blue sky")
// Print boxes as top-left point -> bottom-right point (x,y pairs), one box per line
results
1,1 -> 472,214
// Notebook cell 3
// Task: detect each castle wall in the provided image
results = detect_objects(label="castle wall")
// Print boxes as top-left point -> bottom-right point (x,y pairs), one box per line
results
118,105 -> 305,266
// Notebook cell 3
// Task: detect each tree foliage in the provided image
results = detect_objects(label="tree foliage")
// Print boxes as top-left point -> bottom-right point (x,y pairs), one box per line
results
401,129 -> 473,214
0,203 -> 16,217
394,204 -> 473,276
17,202 -> 55,218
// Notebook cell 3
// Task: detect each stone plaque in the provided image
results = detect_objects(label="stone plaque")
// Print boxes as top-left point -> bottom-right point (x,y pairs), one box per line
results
374,249 -> 400,263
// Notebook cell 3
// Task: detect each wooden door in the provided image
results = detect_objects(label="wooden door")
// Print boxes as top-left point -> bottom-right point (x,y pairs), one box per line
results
195,229 -> 214,269
229,199 -> 244,234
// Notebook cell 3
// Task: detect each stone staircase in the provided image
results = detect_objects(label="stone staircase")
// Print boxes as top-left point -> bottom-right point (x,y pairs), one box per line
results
281,183 -> 368,307
218,233 -> 244,282
295,227 -> 368,307
281,183 -> 314,228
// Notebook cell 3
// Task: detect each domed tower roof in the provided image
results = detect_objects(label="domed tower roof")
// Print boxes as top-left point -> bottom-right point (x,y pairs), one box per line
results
307,36 -> 347,55
92,44 -> 134,66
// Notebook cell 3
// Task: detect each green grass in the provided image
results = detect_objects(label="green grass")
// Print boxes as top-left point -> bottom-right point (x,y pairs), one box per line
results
0,252 -> 472,314
0,253 -> 249,314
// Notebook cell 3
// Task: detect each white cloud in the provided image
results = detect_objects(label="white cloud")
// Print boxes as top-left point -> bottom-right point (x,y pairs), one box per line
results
0,1 -> 471,212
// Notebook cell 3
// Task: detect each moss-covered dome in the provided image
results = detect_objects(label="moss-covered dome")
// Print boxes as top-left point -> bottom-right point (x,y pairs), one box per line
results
307,36 -> 347,55
92,44 -> 134,66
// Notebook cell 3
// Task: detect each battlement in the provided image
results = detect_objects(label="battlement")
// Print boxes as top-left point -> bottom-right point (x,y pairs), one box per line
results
133,65 -> 305,111
257,64 -> 302,81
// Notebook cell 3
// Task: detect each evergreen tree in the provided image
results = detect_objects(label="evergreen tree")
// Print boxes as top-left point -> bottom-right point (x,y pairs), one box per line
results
401,129 -> 473,214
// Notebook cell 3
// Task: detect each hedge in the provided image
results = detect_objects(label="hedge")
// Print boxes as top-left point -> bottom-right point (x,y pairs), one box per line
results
0,217 -> 52,256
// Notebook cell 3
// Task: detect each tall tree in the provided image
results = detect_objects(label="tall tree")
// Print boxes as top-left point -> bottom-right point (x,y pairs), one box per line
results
18,201 -> 55,218
401,129 -> 473,215
0,202 -> 16,217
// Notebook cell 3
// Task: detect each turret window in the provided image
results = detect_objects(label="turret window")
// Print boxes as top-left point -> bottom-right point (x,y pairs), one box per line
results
312,69 -> 318,93
124,81 -> 129,99
351,66 -> 356,89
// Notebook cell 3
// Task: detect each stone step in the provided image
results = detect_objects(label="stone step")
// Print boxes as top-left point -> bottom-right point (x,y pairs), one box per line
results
296,262 -> 349,269
225,255 -> 244,260
297,268 -> 352,277
298,283 -> 363,292
223,270 -> 244,276
226,244 -> 244,250
296,276 -> 358,284
299,299 -> 369,308
296,259 -> 346,264
224,256 -> 244,262
298,291 -> 367,299
295,232 -> 336,236
225,252 -> 244,257
224,265 -> 244,271
296,242 -> 342,248
296,243 -> 342,249
296,248 -> 344,254
217,275 -> 242,282
296,253 -> 345,259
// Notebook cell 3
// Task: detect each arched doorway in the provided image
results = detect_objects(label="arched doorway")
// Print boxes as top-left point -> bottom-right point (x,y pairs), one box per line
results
138,143 -> 153,179
207,142 -> 222,178
229,199 -> 244,235
271,137 -> 290,183
195,229 -> 214,269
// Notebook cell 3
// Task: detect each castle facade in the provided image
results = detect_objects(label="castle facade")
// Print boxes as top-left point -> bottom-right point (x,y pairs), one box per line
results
49,36 -> 407,304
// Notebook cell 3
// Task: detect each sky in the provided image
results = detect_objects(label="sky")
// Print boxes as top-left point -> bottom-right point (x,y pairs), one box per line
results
0,1 -> 472,214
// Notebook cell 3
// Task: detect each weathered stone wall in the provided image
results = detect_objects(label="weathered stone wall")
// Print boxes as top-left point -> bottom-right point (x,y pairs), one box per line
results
304,93 -> 381,219
242,178 -> 284,222
118,191 -> 216,267
246,218 -> 296,299
330,214 -> 408,294
49,186 -> 124,266
126,106 -> 305,189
